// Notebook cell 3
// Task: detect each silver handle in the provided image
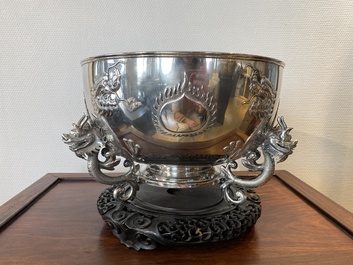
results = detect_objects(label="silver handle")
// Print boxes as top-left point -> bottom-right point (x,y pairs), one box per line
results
221,116 -> 297,204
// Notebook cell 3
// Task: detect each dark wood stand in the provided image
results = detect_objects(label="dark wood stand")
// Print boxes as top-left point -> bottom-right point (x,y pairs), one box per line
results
1,170 -> 353,264
98,183 -> 261,250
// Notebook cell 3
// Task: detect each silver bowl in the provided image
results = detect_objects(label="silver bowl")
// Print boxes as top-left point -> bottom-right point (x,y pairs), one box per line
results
63,52 -> 296,195
62,52 -> 297,249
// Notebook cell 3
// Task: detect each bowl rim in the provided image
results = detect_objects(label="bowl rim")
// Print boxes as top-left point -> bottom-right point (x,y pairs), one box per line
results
81,51 -> 285,67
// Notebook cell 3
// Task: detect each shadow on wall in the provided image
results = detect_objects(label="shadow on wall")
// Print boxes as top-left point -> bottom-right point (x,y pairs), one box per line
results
277,129 -> 353,213
322,45 -> 353,212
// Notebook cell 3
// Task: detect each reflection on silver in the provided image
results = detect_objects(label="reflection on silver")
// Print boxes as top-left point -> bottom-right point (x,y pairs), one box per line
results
152,73 -> 216,137
63,51 -> 296,205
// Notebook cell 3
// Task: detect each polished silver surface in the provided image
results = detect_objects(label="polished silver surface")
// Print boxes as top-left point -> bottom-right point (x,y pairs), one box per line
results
63,51 -> 296,203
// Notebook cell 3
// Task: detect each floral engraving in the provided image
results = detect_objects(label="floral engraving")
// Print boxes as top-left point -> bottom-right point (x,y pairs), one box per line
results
94,61 -> 125,116
242,65 -> 276,119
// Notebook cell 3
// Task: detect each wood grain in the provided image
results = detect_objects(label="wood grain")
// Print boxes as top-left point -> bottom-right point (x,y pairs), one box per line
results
0,174 -> 59,231
0,171 -> 352,265
275,170 -> 353,237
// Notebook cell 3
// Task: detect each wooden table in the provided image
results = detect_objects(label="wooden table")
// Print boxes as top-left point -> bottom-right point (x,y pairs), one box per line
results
1,170 -> 352,264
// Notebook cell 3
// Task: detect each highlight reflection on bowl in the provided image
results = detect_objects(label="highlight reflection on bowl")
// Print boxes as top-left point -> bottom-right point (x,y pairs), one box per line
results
63,51 -> 296,194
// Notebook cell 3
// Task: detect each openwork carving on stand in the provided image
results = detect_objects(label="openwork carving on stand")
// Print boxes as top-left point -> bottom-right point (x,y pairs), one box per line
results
97,186 -> 261,250
157,199 -> 260,243
152,73 -> 217,137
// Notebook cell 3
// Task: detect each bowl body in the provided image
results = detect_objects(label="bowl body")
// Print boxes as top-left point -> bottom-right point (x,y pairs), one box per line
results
81,52 -> 284,166
61,52 -> 297,249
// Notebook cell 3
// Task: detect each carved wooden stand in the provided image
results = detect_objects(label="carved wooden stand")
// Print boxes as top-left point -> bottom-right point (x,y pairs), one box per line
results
97,183 -> 261,250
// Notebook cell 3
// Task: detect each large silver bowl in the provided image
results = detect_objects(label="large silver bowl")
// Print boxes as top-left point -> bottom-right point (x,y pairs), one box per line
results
63,52 -> 296,200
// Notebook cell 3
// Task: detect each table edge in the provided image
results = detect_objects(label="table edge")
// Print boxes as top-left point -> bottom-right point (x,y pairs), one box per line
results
275,170 -> 353,237
1,171 -> 352,238
0,174 -> 60,231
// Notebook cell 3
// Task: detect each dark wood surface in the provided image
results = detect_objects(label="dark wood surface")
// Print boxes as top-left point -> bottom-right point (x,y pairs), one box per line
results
1,171 -> 352,264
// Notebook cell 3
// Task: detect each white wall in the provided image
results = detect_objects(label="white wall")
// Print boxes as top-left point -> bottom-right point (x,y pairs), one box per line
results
1,0 -> 353,212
